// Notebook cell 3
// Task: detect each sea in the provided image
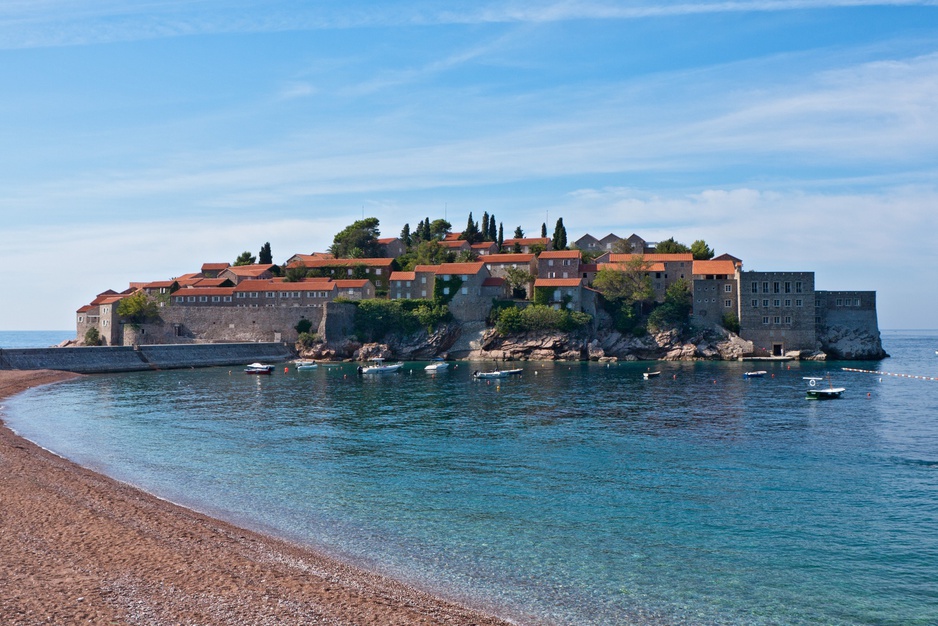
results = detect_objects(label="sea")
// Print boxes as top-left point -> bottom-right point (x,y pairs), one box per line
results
2,329 -> 937,625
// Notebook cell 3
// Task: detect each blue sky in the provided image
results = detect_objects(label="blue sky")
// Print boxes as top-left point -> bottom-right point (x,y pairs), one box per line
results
1,1 -> 936,331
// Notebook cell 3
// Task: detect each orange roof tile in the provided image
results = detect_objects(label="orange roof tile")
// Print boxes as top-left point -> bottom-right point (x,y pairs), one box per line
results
201,262 -> 230,271
172,287 -> 235,297
287,258 -> 394,269
538,250 -> 581,259
503,237 -> 550,246
233,280 -> 335,293
390,272 -> 417,281
223,264 -> 276,276
607,253 -> 693,263
534,278 -> 584,287
333,279 -> 370,288
436,262 -> 486,275
692,260 -> 738,276
481,254 -> 536,264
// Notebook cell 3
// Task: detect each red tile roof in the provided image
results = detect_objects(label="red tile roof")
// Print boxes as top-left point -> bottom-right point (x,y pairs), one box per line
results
435,262 -> 486,275
481,254 -> 536,264
538,250 -> 581,259
534,278 -> 584,287
503,237 -> 550,246
287,258 -> 394,269
599,261 -> 666,272
607,253 -> 693,263
390,272 -> 417,281
233,280 -> 336,293
201,262 -> 230,271
223,264 -> 276,276
692,260 -> 738,276
172,287 -> 235,297
333,279 -> 370,288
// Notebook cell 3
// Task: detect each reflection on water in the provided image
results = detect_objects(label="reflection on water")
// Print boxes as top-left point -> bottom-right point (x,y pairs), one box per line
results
6,331 -> 938,625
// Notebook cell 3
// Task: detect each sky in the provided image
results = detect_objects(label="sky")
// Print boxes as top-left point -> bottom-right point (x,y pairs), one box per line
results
1,1 -> 936,331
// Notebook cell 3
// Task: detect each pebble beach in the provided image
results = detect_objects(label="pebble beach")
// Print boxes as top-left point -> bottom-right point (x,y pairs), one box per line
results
0,369 -> 513,626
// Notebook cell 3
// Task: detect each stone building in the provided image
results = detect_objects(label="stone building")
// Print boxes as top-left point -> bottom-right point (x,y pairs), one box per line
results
691,259 -> 740,327
737,271 -> 816,356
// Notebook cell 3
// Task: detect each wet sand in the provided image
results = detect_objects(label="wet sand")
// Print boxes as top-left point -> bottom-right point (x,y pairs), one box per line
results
0,370 -> 515,625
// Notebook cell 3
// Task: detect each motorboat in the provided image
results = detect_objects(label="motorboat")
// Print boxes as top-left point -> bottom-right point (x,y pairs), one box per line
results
804,376 -> 845,400
643,371 -> 661,379
296,362 -> 318,371
244,363 -> 274,375
472,368 -> 523,379
358,358 -> 403,374
743,370 -> 767,378
425,361 -> 449,372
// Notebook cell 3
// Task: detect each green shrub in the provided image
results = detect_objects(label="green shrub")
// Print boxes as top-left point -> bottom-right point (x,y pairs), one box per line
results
721,311 -> 740,334
84,327 -> 101,346
495,304 -> 590,335
296,332 -> 320,349
294,318 -> 313,334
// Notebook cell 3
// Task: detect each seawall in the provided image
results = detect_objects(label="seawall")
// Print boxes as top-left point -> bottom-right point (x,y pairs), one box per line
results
0,343 -> 294,374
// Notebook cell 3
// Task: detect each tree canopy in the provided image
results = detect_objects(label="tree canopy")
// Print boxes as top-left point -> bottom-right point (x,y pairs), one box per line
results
258,242 -> 272,265
654,237 -> 690,254
329,217 -> 382,258
234,251 -> 256,266
552,217 -> 567,250
117,291 -> 160,324
691,239 -> 714,260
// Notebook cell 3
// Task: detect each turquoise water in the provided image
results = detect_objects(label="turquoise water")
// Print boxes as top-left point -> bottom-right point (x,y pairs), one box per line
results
4,330 -> 938,625
0,329 -> 74,348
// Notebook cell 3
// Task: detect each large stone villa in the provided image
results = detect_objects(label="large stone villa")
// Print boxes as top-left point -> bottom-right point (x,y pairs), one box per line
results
76,232 -> 883,359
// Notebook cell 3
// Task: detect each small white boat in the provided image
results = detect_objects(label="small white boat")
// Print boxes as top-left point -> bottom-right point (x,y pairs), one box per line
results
244,363 -> 274,375
743,370 -> 767,378
643,371 -> 661,379
804,376 -> 845,400
472,368 -> 523,379
296,362 -> 318,371
358,358 -> 403,374
425,361 -> 449,372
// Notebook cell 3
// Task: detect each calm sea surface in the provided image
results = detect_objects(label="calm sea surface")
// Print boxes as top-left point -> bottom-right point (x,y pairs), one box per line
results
4,329 -> 938,625
0,330 -> 74,348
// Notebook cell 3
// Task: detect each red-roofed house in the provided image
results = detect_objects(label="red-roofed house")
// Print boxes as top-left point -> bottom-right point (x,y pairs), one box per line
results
691,260 -> 741,326
201,262 -> 230,278
403,262 -> 495,321
231,278 -> 338,308
481,253 -> 537,299
502,237 -> 552,254
534,277 -> 587,311
471,241 -> 499,256
595,253 -> 694,303
389,272 -> 418,300
537,250 -> 582,280
285,257 -> 394,293
219,264 -> 276,285
333,279 -> 375,301
377,237 -> 405,258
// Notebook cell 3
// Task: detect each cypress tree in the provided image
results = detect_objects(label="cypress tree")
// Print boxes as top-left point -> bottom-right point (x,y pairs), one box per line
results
552,218 -> 567,250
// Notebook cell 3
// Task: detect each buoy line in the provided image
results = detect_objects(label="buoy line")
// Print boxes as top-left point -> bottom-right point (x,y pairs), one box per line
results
841,367 -> 938,381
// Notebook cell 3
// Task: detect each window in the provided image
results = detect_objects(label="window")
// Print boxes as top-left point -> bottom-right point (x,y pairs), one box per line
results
774,316 -> 781,324
176,297 -> 185,303
785,316 -> 792,324
421,277 -> 426,284
762,282 -> 769,293
267,292 -> 275,298
836,298 -> 843,306
188,296 -> 196,302
762,316 -> 769,324
773,299 -> 780,307
855,298 -> 861,306
751,299 -> 758,307
237,292 -> 245,299
773,282 -> 780,294
784,299 -> 791,307
442,275 -> 450,281
752,282 -> 759,293
421,290 -> 427,297
724,284 -> 732,293
347,269 -> 353,276
223,296 -> 232,302
725,299 -> 732,307
763,299 -> 769,307
443,287 -> 450,295
796,299 -> 803,307
784,282 -> 791,294
375,269 -> 382,275
548,259 -> 554,266
796,282 -> 803,293
212,296 -> 220,302
461,275 -> 468,281
199,296 -> 208,302
461,287 -> 468,295
563,259 -> 571,266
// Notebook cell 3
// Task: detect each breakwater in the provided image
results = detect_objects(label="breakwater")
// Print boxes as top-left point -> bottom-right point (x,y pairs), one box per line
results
0,343 -> 293,374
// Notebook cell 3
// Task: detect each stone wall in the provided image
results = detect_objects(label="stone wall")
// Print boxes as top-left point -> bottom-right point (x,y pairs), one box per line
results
319,301 -> 357,343
0,343 -> 293,374
738,271 -> 816,355
120,306 -> 325,345
816,290 -> 886,359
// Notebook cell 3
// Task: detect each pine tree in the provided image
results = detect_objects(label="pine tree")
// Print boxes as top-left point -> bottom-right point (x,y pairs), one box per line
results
461,212 -> 480,243
258,242 -> 272,265
552,218 -> 567,250
513,226 -> 524,239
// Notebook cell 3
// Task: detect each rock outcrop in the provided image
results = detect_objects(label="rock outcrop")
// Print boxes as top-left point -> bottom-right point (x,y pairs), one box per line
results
818,325 -> 888,360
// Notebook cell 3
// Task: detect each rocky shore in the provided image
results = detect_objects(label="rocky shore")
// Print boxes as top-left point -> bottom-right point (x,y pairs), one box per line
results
298,321 -> 885,364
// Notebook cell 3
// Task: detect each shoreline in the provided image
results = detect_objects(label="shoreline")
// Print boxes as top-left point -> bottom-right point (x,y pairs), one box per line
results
0,369 -> 515,625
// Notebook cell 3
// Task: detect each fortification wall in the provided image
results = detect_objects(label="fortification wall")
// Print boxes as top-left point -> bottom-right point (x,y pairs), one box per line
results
816,291 -> 885,359
121,306 -> 324,345
319,302 -> 356,343
0,343 -> 293,374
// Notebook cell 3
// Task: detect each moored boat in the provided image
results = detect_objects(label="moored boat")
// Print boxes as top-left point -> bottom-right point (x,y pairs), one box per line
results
804,376 -> 845,400
358,358 -> 403,374
244,363 -> 274,375
472,368 -> 523,379
643,371 -> 661,379
425,361 -> 449,372
743,370 -> 767,378
296,362 -> 318,371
